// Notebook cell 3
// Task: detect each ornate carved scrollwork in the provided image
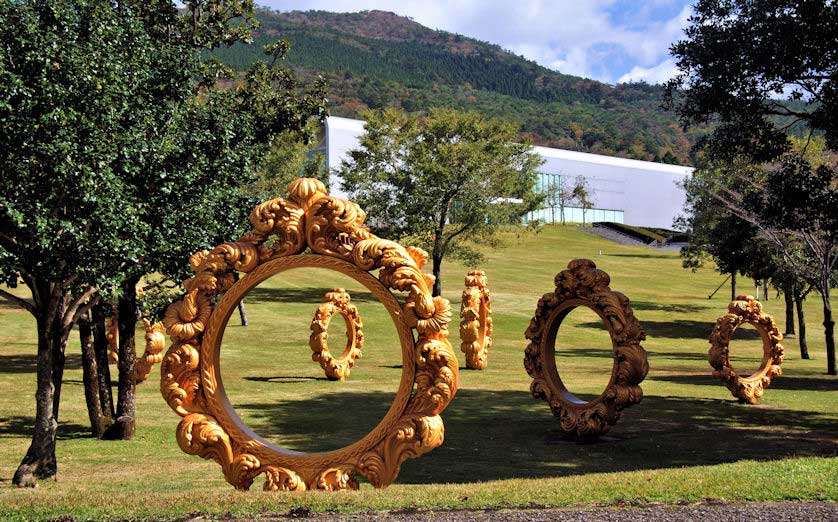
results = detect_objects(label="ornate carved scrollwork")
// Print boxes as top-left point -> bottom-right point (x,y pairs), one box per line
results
524,259 -> 648,437
159,178 -> 458,490
709,294 -> 784,404
107,316 -> 167,383
459,270 -> 493,370
309,288 -> 364,380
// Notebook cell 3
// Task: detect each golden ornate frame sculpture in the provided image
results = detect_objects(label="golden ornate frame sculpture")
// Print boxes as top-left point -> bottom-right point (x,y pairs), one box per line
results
459,270 -> 493,370
708,295 -> 784,404
309,288 -> 364,380
524,259 -> 648,437
107,316 -> 167,383
159,178 -> 458,491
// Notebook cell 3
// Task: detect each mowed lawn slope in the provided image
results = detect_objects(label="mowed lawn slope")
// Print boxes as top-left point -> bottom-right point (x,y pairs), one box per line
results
0,225 -> 836,520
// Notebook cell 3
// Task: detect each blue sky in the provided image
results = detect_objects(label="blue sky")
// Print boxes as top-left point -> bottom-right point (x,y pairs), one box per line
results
258,0 -> 694,85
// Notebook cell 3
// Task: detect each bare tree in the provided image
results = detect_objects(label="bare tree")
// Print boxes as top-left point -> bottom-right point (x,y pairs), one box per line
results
573,176 -> 594,226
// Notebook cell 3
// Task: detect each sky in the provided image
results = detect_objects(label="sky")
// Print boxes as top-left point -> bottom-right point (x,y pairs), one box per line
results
259,0 -> 694,85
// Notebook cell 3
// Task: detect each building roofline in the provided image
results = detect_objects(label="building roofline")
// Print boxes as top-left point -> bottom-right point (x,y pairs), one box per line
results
326,116 -> 367,133
533,146 -> 693,175
326,116 -> 693,175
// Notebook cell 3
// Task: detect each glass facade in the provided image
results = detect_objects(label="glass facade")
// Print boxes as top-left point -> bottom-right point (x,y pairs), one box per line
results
526,172 -> 624,224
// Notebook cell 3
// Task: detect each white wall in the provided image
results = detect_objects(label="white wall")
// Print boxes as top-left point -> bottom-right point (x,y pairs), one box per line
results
325,116 -> 692,229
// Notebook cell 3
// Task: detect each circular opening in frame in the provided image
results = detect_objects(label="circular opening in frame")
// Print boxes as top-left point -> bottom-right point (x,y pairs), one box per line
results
728,323 -> 767,378
550,305 -> 615,404
326,314 -> 352,359
218,266 -> 405,454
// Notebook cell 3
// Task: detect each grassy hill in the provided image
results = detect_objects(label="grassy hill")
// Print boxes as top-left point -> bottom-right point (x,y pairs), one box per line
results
212,9 -> 700,165
1,225 -> 835,519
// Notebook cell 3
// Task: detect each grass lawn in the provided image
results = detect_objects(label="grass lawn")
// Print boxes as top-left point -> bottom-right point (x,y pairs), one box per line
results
0,225 -> 836,520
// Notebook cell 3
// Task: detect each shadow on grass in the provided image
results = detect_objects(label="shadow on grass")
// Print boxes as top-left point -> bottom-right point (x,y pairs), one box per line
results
0,297 -> 33,310
0,416 -> 89,440
243,287 -> 379,305
651,374 -> 838,392
0,354 -> 82,374
605,253 -> 675,259
574,319 -> 724,340
630,301 -> 711,313
229,388 -> 838,484
646,351 -> 712,361
244,375 -> 330,383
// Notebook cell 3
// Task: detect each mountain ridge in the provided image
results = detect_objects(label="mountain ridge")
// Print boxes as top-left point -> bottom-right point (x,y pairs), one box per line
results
212,8 -> 699,164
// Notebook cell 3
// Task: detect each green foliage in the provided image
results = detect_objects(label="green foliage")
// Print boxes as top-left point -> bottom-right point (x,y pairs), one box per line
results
666,0 -> 838,161
210,9 -> 699,164
668,0 -> 838,374
338,107 -> 543,294
247,126 -> 329,201
0,0 -> 170,293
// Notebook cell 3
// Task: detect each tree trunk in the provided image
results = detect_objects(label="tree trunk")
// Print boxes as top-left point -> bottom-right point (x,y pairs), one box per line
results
822,286 -> 836,375
763,280 -> 769,301
233,272 -> 248,326
431,253 -> 443,297
795,292 -> 809,360
92,303 -> 115,419
50,298 -> 67,423
730,272 -> 737,301
105,275 -> 141,439
79,312 -> 109,438
783,285 -> 795,336
13,290 -> 66,487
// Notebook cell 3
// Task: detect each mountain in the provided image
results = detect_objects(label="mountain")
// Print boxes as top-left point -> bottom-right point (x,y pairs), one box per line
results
213,8 -> 701,164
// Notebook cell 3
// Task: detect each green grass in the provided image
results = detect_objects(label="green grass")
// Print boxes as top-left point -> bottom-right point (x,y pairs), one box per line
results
0,225 -> 836,520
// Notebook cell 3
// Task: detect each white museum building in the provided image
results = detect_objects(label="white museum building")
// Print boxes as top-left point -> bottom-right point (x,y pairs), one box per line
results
322,116 -> 693,229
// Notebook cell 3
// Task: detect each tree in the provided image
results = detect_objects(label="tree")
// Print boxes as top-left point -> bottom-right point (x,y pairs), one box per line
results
543,175 -> 576,225
0,0 -> 152,485
666,0 -> 838,375
572,177 -> 593,226
339,108 -> 543,296
0,0 -> 326,485
664,0 -> 838,162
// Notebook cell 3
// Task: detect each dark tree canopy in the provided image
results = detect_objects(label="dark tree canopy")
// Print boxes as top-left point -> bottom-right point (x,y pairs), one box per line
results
0,0 -> 326,485
665,0 -> 838,161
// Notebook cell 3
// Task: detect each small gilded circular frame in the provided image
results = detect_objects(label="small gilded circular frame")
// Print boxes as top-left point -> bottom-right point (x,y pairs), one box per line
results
159,178 -> 458,491
107,315 -> 167,383
524,259 -> 649,437
708,294 -> 784,404
459,270 -> 493,370
310,288 -> 364,380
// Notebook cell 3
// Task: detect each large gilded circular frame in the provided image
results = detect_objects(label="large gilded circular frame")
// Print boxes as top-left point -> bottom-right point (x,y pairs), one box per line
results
159,178 -> 458,491
524,259 -> 648,437
708,294 -> 784,404
309,288 -> 365,381
459,270 -> 493,370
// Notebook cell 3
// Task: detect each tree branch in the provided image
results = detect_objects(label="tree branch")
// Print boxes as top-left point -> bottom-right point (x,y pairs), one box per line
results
63,286 -> 99,331
442,222 -> 473,251
66,293 -> 101,336
0,288 -> 36,315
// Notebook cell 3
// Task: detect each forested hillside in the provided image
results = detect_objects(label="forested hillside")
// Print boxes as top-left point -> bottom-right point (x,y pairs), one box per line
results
213,8 -> 701,164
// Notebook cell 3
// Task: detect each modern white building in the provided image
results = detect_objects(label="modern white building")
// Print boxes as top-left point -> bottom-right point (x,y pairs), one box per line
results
323,116 -> 692,229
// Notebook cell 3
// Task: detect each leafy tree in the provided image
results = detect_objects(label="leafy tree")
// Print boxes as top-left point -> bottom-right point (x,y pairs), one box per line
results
247,124 -> 329,200
666,0 -> 838,375
339,108 -> 543,295
572,177 -> 593,226
0,0 -> 326,485
664,0 -> 837,161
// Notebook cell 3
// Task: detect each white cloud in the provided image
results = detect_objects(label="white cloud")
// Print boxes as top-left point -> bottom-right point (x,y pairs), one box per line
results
258,1 -> 693,84
617,58 -> 679,84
